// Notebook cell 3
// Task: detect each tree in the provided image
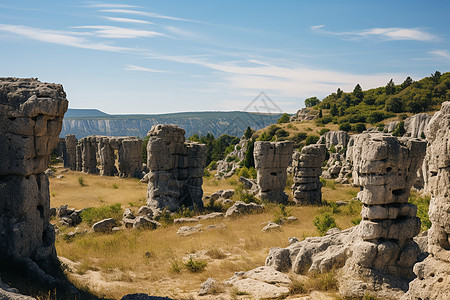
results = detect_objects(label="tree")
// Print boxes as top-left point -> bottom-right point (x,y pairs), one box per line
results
353,84 -> 364,101
385,96 -> 403,113
401,76 -> 413,90
336,88 -> 343,98
392,121 -> 406,137
386,79 -> 396,95
339,107 -> 345,116
352,123 -> 366,133
330,104 -> 338,116
339,122 -> 351,132
243,127 -> 255,139
305,97 -> 320,107
305,135 -> 320,145
243,140 -> 255,168
431,71 -> 441,84
318,109 -> 323,118
277,113 -> 291,124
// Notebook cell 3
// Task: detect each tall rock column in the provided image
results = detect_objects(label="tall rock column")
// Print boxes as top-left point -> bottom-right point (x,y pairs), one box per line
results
0,78 -> 67,275
254,141 -> 293,203
80,136 -> 98,174
64,134 -> 77,170
403,102 -> 450,300
118,138 -> 143,178
146,125 -> 206,212
339,133 -> 427,297
291,144 -> 326,205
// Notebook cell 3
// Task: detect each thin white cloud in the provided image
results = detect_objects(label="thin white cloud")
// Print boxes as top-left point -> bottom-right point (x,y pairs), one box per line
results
123,64 -> 169,73
313,25 -> 439,42
0,24 -> 130,52
104,16 -> 153,24
100,9 -> 193,22
146,53 -> 408,99
429,49 -> 450,60
165,26 -> 200,39
86,3 -> 140,8
74,25 -> 164,39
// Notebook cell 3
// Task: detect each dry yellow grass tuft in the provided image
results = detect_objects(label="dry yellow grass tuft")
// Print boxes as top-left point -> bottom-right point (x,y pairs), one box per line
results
50,166 -> 359,299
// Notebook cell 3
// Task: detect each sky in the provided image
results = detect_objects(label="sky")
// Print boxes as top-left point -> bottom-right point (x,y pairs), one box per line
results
0,0 -> 449,114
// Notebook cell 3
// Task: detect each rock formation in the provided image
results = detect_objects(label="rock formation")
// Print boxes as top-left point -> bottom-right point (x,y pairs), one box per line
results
289,107 -> 316,122
254,141 -> 293,203
403,102 -> 450,300
320,130 -> 350,150
291,144 -> 326,205
215,138 -> 249,178
266,133 -> 427,299
404,113 -> 432,139
64,134 -> 77,170
75,135 -> 143,177
146,125 -> 207,212
0,78 -> 67,282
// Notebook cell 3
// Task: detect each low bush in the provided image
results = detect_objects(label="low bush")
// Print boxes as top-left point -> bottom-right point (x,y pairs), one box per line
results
313,213 -> 338,236
77,176 -> 86,186
409,192 -> 431,231
185,257 -> 207,273
80,203 -> 122,226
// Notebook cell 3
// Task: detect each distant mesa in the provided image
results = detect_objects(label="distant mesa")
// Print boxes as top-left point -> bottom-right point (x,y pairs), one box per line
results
64,108 -> 110,118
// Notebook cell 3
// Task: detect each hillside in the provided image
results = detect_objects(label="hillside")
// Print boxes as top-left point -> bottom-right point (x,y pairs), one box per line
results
310,71 -> 449,128
61,111 -> 283,139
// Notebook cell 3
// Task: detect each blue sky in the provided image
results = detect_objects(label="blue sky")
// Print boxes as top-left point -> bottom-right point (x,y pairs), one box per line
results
1,0 -> 449,114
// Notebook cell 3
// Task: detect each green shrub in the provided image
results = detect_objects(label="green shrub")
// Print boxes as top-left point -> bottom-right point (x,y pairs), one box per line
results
207,160 -> 217,170
319,128 -> 331,135
112,183 -> 119,189
236,167 -> 257,179
313,213 -> 338,236
80,203 -> 123,226
338,122 -> 351,132
305,135 -> 320,146
170,260 -> 183,273
77,176 -> 86,186
409,193 -> 431,231
392,121 -> 406,137
185,257 -> 207,273
277,113 -> 291,124
352,123 -> 366,133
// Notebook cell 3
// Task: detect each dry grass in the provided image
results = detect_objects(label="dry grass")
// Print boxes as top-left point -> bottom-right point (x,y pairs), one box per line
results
50,166 -> 359,299
255,120 -> 340,140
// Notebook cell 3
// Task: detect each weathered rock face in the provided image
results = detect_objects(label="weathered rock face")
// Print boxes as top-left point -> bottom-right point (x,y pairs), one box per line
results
215,139 -> 249,178
321,130 -> 350,150
64,134 -> 77,170
0,78 -> 67,274
403,102 -> 450,300
404,113 -> 432,139
75,135 -> 143,177
254,141 -> 293,203
146,125 -> 206,212
266,133 -> 427,299
290,107 -> 316,122
338,133 -> 427,298
291,144 -> 326,205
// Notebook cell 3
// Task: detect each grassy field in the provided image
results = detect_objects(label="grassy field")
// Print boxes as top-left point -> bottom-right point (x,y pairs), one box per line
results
49,166 -> 359,299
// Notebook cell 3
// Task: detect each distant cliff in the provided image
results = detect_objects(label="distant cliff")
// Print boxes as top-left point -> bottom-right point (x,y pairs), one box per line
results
61,110 -> 283,139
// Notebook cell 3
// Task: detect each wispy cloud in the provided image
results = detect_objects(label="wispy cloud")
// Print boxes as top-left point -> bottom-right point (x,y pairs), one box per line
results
104,16 -> 153,24
86,3 -> 140,8
123,64 -> 169,73
429,49 -> 450,60
0,24 -> 130,52
73,25 -> 164,39
165,26 -> 201,39
146,53 -> 407,99
312,25 -> 439,42
100,9 -> 193,22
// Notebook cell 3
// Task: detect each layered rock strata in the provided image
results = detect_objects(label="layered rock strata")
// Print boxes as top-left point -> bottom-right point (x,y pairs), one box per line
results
291,144 -> 326,204
64,134 -> 77,170
75,135 -> 143,177
403,102 -> 450,300
254,141 -> 293,203
146,125 -> 207,212
266,133 -> 427,299
0,77 -> 67,280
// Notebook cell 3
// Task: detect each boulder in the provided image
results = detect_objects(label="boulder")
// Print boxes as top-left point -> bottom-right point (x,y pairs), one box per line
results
92,218 -> 117,233
225,201 -> 264,218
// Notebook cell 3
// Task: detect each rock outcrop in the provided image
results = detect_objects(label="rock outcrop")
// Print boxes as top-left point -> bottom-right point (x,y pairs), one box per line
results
291,144 -> 326,205
265,133 -> 427,299
290,107 -> 316,122
404,113 -> 432,139
215,138 -> 249,178
146,125 -> 207,212
64,134 -> 77,170
320,130 -> 350,150
403,102 -> 450,300
75,135 -> 143,177
254,141 -> 293,203
0,78 -> 67,282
